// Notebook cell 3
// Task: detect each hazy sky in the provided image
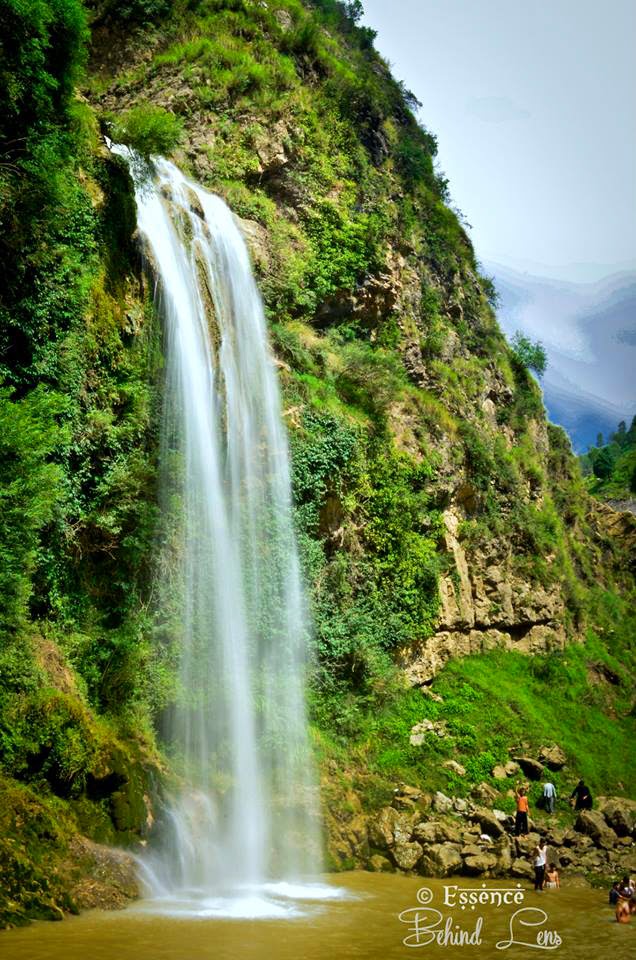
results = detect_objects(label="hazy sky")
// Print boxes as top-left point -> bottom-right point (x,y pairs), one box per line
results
361,0 -> 636,280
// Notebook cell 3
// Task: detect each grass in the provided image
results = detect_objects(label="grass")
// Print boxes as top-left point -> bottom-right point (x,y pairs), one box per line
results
314,589 -> 636,817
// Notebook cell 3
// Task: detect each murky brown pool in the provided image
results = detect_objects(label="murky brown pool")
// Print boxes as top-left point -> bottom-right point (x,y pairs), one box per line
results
2,873 -> 633,960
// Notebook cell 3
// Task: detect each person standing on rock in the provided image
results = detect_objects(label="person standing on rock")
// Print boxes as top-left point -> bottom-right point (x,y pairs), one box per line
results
533,838 -> 548,891
515,785 -> 530,836
542,780 -> 557,814
570,779 -> 592,811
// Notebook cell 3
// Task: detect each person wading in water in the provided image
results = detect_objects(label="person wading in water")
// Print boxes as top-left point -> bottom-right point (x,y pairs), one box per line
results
532,838 -> 548,891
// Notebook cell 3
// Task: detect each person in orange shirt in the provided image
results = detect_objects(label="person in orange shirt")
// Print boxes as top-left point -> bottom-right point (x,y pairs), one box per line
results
515,785 -> 530,836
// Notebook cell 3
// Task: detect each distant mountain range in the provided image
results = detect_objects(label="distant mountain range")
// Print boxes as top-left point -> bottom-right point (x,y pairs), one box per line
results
487,263 -> 636,451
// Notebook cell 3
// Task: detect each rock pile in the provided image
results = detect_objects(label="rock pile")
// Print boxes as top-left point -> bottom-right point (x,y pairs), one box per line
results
329,788 -> 636,882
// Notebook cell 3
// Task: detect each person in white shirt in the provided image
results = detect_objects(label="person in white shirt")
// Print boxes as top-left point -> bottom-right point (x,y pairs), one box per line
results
543,781 -> 557,814
533,839 -> 548,891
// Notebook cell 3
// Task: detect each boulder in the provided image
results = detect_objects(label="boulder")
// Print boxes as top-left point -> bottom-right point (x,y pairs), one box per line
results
545,827 -> 566,846
443,760 -> 466,777
511,858 -> 534,879
432,791 -> 454,815
68,837 -> 140,910
461,844 -> 482,857
419,843 -> 463,878
367,854 -> 393,872
471,782 -> 499,804
392,841 -> 424,871
504,761 -> 520,777
514,832 -> 541,856
494,837 -> 512,874
392,795 -> 419,812
578,851 -> 607,870
597,797 -> 636,837
617,851 -> 636,874
514,757 -> 544,780
575,810 -> 617,849
413,820 -> 463,844
394,783 -> 424,802
538,745 -> 566,770
453,798 -> 469,814
410,719 -> 448,745
368,807 -> 414,850
463,853 -> 498,876
556,847 -> 574,867
493,809 -> 511,822
470,807 -> 505,839
492,765 -> 508,780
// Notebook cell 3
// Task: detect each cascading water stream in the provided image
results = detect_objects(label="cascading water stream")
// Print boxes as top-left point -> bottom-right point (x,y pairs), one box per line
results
113,148 -> 324,913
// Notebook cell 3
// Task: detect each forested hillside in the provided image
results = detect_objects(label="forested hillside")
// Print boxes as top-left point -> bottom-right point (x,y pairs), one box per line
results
580,417 -> 636,504
0,0 -> 634,925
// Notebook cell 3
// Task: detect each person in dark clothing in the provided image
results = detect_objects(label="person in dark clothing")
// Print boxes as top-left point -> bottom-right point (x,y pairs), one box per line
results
610,882 -> 621,905
570,779 -> 592,810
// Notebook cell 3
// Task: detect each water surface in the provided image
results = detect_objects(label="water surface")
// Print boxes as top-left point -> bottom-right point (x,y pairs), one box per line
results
4,873 -> 633,960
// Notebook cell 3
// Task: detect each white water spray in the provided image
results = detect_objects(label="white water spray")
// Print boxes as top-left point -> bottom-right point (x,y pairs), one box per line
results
114,149 -> 323,910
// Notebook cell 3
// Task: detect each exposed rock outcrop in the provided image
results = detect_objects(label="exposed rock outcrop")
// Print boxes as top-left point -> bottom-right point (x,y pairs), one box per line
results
402,507 -> 567,684
327,785 -> 636,882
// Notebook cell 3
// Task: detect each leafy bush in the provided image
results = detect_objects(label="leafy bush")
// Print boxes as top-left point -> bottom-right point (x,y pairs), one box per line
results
511,330 -> 547,376
110,105 -> 183,158
0,388 -> 64,636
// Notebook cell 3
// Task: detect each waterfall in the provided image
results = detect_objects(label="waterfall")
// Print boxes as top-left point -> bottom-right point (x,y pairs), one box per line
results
114,149 -> 323,912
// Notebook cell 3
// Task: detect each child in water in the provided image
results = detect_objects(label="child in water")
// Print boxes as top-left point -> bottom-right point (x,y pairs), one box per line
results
544,864 -> 560,889
615,897 -> 636,924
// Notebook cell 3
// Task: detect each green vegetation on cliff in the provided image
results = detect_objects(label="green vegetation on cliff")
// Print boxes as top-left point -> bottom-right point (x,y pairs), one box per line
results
0,0 -> 634,924
580,417 -> 636,501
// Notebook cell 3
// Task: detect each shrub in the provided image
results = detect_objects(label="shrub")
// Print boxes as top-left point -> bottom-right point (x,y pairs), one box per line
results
511,331 -> 547,376
110,105 -> 183,158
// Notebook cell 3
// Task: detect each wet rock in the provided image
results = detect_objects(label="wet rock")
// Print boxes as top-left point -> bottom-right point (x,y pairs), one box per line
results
511,857 -> 534,879
367,854 -> 393,872
392,841 -> 424,871
463,853 -> 498,876
68,836 -> 139,910
538,745 -> 566,770
236,216 -> 270,273
575,810 -> 617,849
419,843 -> 463,878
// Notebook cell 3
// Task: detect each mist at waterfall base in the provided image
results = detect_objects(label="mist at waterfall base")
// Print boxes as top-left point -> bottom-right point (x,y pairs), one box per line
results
113,147 -> 335,919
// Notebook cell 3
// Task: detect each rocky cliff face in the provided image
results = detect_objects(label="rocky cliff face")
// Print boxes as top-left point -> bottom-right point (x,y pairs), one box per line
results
86,2 -> 615,663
